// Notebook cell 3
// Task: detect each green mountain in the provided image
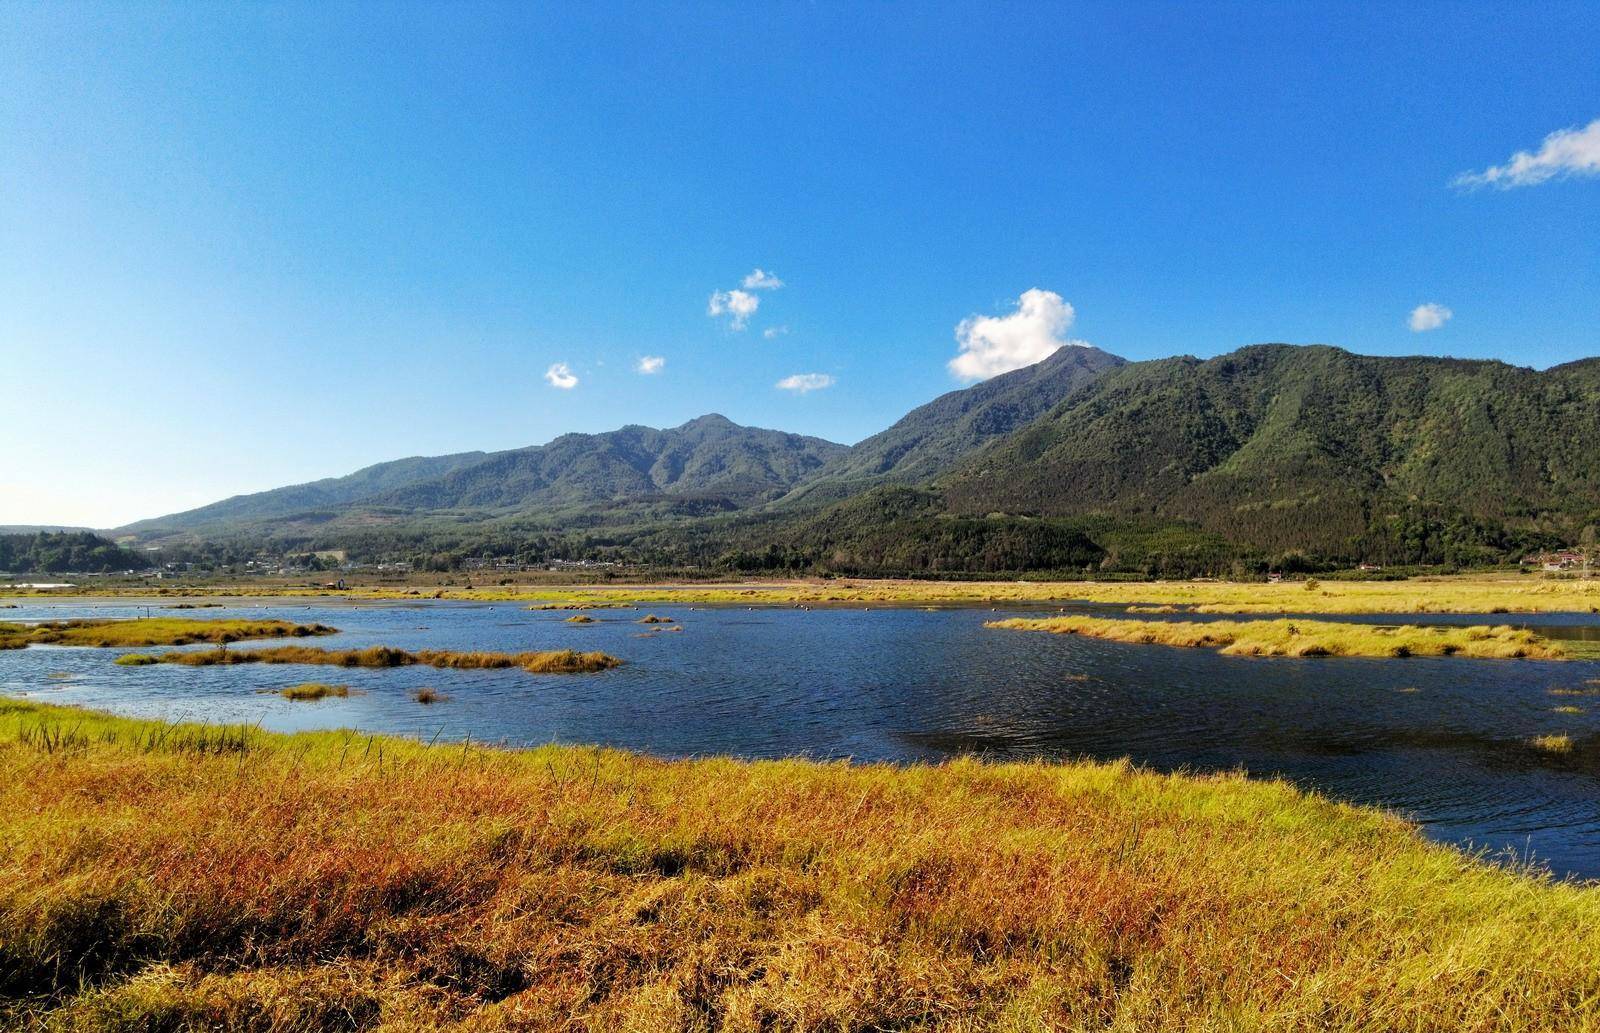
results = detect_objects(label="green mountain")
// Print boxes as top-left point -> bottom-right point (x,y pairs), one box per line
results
0,532 -> 151,574
122,416 -> 846,539
778,345 -> 1123,507
940,344 -> 1600,560
121,451 -> 491,536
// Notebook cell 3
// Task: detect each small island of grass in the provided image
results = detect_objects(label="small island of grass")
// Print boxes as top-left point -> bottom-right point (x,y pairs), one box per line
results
274,682 -> 353,701
0,618 -> 336,651
129,644 -> 621,674
987,615 -> 1568,659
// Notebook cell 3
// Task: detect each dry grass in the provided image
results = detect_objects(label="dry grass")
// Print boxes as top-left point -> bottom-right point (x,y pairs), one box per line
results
988,615 -> 1568,659
1530,733 -> 1575,754
565,614 -> 596,624
0,618 -> 335,650
1553,706 -> 1585,715
637,614 -> 677,624
274,683 -> 353,701
412,688 -> 450,705
138,644 -> 622,675
1,699 -> 1598,1030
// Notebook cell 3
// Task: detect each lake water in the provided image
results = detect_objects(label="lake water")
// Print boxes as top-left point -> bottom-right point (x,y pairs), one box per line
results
6,598 -> 1600,881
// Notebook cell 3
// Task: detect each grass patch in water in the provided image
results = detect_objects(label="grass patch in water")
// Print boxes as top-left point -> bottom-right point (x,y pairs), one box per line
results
2,698 -> 1599,1030
411,688 -> 449,704
987,615 -> 1566,659
637,614 -> 676,624
274,683 -> 353,701
0,618 -> 335,650
1530,734 -> 1575,754
137,644 -> 621,675
564,614 -> 595,624
1552,706 -> 1585,715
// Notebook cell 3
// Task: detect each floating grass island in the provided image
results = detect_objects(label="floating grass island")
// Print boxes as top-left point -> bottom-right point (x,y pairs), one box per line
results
2,699 -> 1597,1029
0,618 -> 335,651
987,615 -> 1570,659
120,644 -> 622,674
271,682 -> 354,701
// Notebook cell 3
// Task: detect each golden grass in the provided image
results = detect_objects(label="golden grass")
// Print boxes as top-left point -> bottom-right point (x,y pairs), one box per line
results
637,614 -> 677,624
411,688 -> 450,705
987,615 -> 1568,659
274,683 -> 352,701
564,614 -> 596,624
1530,734 -> 1575,754
0,618 -> 335,650
1553,706 -> 1585,715
30,573 -> 1600,614
137,644 -> 622,675
2,699 -> 1598,1030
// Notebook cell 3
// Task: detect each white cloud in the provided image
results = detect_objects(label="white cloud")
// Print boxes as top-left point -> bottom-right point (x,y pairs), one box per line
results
763,325 -> 789,340
948,288 -> 1085,381
1408,302 -> 1453,333
544,362 -> 578,389
635,355 -> 665,375
708,288 -> 759,330
1453,118 -> 1600,190
775,372 -> 835,394
742,268 -> 784,290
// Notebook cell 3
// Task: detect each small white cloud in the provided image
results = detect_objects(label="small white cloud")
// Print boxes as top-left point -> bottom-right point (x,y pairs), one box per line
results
1454,118 -> 1600,190
544,362 -> 578,389
635,355 -> 665,375
708,288 -> 759,330
763,325 -> 789,340
948,288 -> 1085,381
775,372 -> 835,394
1408,303 -> 1453,333
742,268 -> 784,290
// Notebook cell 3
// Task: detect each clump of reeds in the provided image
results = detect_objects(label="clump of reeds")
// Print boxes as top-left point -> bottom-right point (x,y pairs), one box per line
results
0,618 -> 337,651
987,615 -> 1568,660
564,615 -> 595,624
637,614 -> 676,624
1552,706 -> 1584,715
114,653 -> 159,666
276,683 -> 352,701
411,688 -> 449,704
140,644 -> 621,675
1530,733 -> 1574,753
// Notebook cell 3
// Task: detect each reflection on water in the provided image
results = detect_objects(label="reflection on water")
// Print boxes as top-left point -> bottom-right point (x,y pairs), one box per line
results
4,598 -> 1600,880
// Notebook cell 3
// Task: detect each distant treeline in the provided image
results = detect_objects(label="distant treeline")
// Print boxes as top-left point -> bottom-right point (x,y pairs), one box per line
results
158,486 -> 1587,580
0,532 -> 151,574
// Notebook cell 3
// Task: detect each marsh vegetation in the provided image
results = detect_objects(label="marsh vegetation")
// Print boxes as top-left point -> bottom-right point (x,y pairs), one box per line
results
126,644 -> 622,675
0,618 -> 335,651
2,700 -> 1597,1030
988,615 -> 1568,659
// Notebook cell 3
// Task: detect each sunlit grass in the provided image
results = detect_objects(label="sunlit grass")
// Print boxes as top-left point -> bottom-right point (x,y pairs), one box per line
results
2,699 -> 1598,1030
0,618 -> 335,650
1530,733 -> 1575,754
132,644 -> 622,675
987,615 -> 1567,659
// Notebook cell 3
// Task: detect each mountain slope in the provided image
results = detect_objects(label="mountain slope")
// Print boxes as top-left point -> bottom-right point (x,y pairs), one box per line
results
941,344 -> 1600,553
120,451 -> 492,535
372,414 -> 846,512
779,345 -> 1124,507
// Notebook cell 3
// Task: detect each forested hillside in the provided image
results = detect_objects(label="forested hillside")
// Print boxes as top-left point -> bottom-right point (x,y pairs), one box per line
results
0,532 -> 150,574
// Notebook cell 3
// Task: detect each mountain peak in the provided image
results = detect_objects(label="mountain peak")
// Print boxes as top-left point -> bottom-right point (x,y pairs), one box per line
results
681,413 -> 737,429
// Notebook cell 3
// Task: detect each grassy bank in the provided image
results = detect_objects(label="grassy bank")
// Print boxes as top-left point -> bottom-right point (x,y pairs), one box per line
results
2,701 -> 1598,1030
118,645 -> 622,675
0,618 -> 336,651
988,615 -> 1570,659
15,573 -> 1599,614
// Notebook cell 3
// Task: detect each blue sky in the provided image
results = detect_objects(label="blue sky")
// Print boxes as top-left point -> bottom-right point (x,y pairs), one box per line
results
3,2 -> 1597,527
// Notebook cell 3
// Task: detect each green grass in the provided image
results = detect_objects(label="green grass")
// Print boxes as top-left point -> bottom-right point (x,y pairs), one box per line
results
2,699 -> 1598,1030
988,615 -> 1568,659
132,644 -> 622,675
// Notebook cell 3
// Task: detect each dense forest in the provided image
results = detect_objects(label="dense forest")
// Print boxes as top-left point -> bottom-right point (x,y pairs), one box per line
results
0,532 -> 150,574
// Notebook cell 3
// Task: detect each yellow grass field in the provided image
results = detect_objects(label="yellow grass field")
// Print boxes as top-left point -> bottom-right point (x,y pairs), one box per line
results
0,618 -> 335,651
988,615 -> 1570,659
2,700 -> 1597,1030
12,573 -> 1598,614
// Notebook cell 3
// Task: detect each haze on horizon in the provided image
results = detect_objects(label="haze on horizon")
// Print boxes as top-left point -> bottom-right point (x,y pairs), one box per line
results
2,3 -> 1597,528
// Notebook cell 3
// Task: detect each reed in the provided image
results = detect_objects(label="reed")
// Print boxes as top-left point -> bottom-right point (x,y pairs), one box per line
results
411,688 -> 449,704
2,699 -> 1598,1030
275,683 -> 351,701
139,644 -> 621,675
988,615 -> 1567,659
0,618 -> 335,650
